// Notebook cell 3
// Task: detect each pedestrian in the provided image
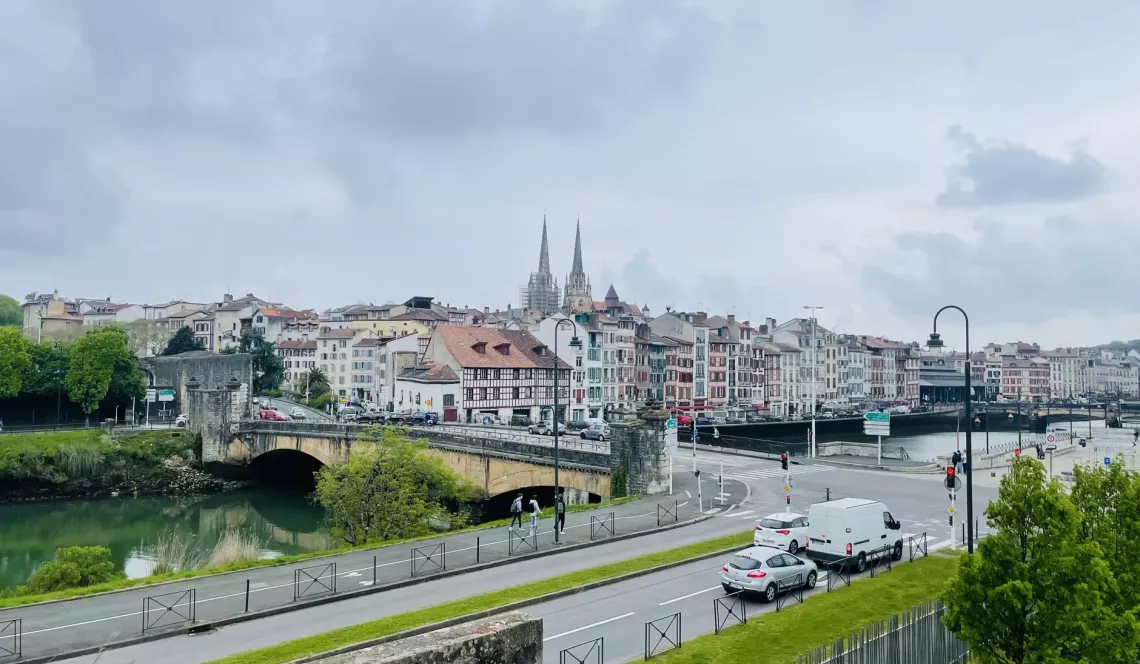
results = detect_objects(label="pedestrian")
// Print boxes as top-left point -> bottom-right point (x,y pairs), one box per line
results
951,449 -> 962,475
509,493 -> 524,531
555,490 -> 566,535
528,494 -> 541,535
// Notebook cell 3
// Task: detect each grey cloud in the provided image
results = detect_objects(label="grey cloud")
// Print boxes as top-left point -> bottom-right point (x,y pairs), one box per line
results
936,126 -> 1106,207
862,216 -> 1140,324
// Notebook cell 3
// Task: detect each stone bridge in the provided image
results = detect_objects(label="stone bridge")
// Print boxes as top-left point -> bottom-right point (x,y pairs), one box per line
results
214,420 -> 676,500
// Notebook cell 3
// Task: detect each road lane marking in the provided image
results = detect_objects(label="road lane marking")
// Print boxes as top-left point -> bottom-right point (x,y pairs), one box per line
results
930,538 -> 954,551
543,612 -> 635,642
660,586 -> 720,605
685,490 -> 692,498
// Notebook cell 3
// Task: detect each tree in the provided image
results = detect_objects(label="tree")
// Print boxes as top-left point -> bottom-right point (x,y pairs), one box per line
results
0,294 -> 21,327
0,327 -> 32,398
66,328 -> 144,416
122,319 -> 175,357
22,340 -> 70,396
162,327 -> 205,355
942,457 -> 1133,663
314,427 -> 476,546
237,329 -> 284,394
302,368 -> 330,399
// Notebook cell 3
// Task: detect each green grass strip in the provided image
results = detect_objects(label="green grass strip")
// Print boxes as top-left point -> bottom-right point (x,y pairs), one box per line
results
205,531 -> 754,664
0,496 -> 639,609
655,551 -> 962,664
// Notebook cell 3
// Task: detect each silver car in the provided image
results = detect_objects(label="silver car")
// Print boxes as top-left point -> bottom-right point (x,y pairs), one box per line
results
720,546 -> 817,602
580,423 -> 610,441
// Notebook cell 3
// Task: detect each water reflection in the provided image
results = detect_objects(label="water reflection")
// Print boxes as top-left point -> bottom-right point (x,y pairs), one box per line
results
0,490 -> 331,589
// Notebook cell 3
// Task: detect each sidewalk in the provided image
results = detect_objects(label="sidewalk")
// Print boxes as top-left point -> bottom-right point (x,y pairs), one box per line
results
0,494 -> 705,663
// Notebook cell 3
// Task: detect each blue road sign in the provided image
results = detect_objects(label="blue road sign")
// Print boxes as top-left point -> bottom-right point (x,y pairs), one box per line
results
1105,457 -> 1112,466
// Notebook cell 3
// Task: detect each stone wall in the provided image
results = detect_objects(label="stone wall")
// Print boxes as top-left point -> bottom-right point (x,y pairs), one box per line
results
609,410 -> 671,495
314,611 -> 540,664
141,351 -> 254,419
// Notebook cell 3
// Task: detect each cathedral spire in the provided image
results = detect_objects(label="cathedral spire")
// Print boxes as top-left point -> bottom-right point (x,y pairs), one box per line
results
539,215 -> 551,274
571,217 -> 584,276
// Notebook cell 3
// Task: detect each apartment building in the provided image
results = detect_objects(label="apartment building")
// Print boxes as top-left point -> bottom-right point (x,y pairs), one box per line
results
707,333 -> 730,405
707,315 -> 757,407
277,340 -> 318,393
393,362 -> 460,420
662,337 -> 694,409
634,325 -> 668,405
649,311 -> 710,413
318,327 -> 374,400
845,338 -> 865,402
1001,358 -> 1050,401
527,313 -> 590,422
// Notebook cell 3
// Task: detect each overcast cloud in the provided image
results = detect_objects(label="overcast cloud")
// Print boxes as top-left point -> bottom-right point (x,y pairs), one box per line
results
3,0 -> 1140,349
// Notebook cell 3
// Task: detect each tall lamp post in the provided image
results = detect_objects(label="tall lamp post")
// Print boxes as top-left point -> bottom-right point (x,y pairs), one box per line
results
928,305 -> 975,554
803,305 -> 824,458
552,318 -> 581,545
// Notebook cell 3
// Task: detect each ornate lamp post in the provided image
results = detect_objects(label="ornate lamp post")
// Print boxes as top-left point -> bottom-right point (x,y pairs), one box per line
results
928,305 -> 974,554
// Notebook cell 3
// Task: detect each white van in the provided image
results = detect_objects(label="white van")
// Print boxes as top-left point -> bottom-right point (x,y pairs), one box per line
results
805,498 -> 903,572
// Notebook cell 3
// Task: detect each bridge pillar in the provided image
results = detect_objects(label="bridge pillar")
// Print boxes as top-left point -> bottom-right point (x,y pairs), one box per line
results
188,377 -> 244,463
609,410 -> 672,496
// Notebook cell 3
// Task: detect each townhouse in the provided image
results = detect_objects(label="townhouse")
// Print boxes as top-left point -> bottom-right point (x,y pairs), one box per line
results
634,324 -> 668,405
277,339 -> 318,393
662,337 -> 694,411
649,310 -> 711,415
707,332 -> 730,406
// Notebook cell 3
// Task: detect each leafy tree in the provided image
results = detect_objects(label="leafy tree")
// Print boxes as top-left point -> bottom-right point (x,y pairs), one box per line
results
22,545 -> 123,594
237,329 -> 284,394
942,457 -> 1132,663
162,326 -> 205,355
0,326 -> 32,398
66,328 -> 144,416
22,340 -> 70,396
1070,459 -> 1140,624
314,427 -> 476,545
0,294 -> 21,327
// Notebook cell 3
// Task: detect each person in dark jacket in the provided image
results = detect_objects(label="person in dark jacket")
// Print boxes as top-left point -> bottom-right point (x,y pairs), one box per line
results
509,493 -> 524,531
555,491 -> 566,535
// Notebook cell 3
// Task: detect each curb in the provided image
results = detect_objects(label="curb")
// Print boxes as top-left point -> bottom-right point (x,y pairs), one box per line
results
289,542 -> 747,663
17,510 -> 721,664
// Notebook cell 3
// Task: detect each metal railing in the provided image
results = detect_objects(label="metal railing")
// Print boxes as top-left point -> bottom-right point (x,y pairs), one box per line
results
713,591 -> 747,634
794,600 -> 970,664
409,424 -> 613,454
509,528 -> 538,555
657,501 -> 679,527
644,613 -> 682,659
560,637 -> 604,664
908,533 -> 929,562
590,512 -> 615,540
293,563 -> 336,600
776,572 -> 805,611
142,589 -> 196,634
410,543 -> 446,577
0,619 -> 21,659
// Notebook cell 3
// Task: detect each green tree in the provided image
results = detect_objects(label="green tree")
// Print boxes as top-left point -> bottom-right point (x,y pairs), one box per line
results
162,326 -> 205,355
314,427 -> 476,545
301,367 -> 330,400
0,326 -> 32,398
1070,458 -> 1140,629
22,340 -> 70,396
66,328 -> 144,416
21,545 -> 123,594
942,457 -> 1130,663
0,294 -> 21,327
237,329 -> 284,394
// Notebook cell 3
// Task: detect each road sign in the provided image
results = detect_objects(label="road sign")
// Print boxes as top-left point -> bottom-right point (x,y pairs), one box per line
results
665,418 -> 677,429
145,389 -> 157,403
783,484 -> 791,493
864,412 -> 891,422
863,424 -> 890,437
157,389 -> 175,402
1106,457 -> 1112,466
947,505 -> 956,515
1046,434 -> 1055,443
1045,444 -> 1057,451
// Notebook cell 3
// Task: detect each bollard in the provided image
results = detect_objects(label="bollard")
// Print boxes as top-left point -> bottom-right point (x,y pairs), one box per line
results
961,523 -> 965,545
245,579 -> 250,613
372,555 -> 377,585
825,488 -> 831,502
477,537 -> 480,563
975,518 -> 979,544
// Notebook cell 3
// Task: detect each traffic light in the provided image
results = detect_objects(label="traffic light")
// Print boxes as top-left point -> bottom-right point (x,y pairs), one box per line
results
944,466 -> 956,490
780,453 -> 789,471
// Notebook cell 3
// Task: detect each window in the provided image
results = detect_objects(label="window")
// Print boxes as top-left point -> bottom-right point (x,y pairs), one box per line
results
513,387 -> 520,399
443,394 -> 455,407
490,387 -> 499,400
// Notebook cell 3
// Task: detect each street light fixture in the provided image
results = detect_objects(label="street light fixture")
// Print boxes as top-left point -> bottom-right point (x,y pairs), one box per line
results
552,318 -> 581,545
928,305 -> 975,554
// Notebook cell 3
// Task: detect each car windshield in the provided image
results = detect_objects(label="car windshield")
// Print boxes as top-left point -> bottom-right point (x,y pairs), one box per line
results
728,555 -> 762,571
759,518 -> 792,529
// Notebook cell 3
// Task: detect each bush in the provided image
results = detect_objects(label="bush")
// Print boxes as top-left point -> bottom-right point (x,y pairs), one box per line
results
23,545 -> 123,594
307,392 -> 332,409
611,464 -> 629,498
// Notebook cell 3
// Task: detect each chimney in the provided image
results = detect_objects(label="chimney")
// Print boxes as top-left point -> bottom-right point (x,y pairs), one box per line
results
766,317 -> 776,331
727,314 -> 736,323
758,324 -> 769,334
694,312 -> 707,325
224,294 -> 233,304
484,306 -> 489,315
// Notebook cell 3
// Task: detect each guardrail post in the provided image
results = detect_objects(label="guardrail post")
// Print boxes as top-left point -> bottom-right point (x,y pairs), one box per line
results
373,555 -> 377,585
477,536 -> 480,563
244,579 -> 250,613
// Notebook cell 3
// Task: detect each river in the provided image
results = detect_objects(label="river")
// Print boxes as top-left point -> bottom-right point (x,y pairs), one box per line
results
0,489 -> 333,590
857,419 -> 1107,462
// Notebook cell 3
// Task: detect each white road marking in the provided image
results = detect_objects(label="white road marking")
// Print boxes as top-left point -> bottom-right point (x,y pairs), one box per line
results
929,538 -> 954,551
343,572 -> 362,578
358,581 -> 374,586
543,612 -> 636,642
730,510 -> 756,519
685,490 -> 692,498
660,586 -> 720,605
725,466 -> 833,481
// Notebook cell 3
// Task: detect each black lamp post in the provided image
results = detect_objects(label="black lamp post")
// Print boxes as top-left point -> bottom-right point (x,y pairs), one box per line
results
552,318 -> 581,544
928,305 -> 975,554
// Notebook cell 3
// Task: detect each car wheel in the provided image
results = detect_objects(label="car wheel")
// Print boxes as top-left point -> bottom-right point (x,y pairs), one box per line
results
528,427 -> 535,434
805,570 -> 817,589
892,541 -> 904,561
856,553 -> 867,573
598,434 -> 605,442
788,540 -> 799,555
581,432 -> 587,439
764,583 -> 777,603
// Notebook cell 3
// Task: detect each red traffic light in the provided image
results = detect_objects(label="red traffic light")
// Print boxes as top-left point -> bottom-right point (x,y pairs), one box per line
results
946,466 -> 955,477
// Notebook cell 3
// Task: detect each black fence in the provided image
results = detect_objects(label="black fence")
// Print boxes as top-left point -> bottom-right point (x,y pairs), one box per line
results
657,501 -> 678,527
509,528 -> 538,555
908,533 -> 928,562
776,572 -> 805,611
0,619 -> 20,659
868,545 -> 894,578
827,559 -> 853,591
590,512 -> 615,540
713,591 -> 746,634
411,543 -> 446,577
560,637 -> 604,664
294,562 -> 336,600
142,589 -> 196,634
644,613 -> 682,659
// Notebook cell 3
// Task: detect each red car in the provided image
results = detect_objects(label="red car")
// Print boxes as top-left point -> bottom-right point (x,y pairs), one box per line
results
674,414 -> 692,426
260,409 -> 287,421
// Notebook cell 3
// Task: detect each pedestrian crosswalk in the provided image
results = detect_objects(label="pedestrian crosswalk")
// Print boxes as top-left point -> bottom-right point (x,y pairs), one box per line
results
724,465 -> 834,482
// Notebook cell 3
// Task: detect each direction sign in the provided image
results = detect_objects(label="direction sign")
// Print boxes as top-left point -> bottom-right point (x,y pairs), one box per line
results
1106,457 -> 1112,466
145,389 -> 157,403
864,412 -> 891,422
665,418 -> 678,429
157,389 -> 175,402
863,423 -> 891,437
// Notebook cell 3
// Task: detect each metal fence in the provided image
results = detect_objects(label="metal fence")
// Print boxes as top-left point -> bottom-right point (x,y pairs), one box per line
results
0,619 -> 20,659
657,500 -> 679,527
293,562 -> 336,600
590,512 -> 615,540
644,613 -> 682,659
560,637 -> 604,664
794,600 -> 971,664
142,589 -> 196,634
410,543 -> 446,577
431,424 -> 611,454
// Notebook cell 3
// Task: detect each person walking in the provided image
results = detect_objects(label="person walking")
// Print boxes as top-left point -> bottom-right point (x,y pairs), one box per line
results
528,494 -> 541,536
555,491 -> 566,535
509,493 -> 524,531
951,449 -> 963,475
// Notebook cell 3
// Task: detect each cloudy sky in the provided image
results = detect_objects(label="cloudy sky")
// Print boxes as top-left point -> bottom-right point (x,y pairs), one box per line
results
3,0 -> 1140,350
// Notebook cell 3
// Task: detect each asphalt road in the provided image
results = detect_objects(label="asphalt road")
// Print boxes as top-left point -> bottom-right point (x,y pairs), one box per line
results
39,452 -> 991,663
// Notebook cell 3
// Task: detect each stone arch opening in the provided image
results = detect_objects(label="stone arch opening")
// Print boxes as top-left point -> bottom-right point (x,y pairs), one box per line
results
249,449 -> 325,491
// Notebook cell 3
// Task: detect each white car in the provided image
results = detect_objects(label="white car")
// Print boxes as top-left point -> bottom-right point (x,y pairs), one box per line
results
289,406 -> 307,420
174,414 -> 188,428
753,511 -> 811,555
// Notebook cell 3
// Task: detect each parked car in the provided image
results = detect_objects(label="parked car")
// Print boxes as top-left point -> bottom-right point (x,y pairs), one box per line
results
720,546 -> 817,601
260,409 -> 287,421
745,414 -> 766,423
339,406 -> 362,422
509,414 -> 533,428
805,498 -> 903,572
174,414 -> 188,427
725,417 -> 744,425
695,416 -> 714,426
580,423 -> 610,441
674,414 -> 692,426
387,413 -> 411,425
411,412 -> 438,426
478,413 -> 503,426
528,421 -> 560,435
753,512 -> 811,554
566,420 -> 590,431
289,407 -> 307,420
357,411 -> 387,424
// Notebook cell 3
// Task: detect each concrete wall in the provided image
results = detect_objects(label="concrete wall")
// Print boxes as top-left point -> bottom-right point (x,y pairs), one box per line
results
315,611 -> 540,664
142,351 -> 254,418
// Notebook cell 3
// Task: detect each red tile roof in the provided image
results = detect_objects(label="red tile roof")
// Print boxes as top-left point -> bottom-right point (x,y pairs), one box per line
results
434,326 -> 571,370
319,328 -> 358,340
278,340 -> 317,350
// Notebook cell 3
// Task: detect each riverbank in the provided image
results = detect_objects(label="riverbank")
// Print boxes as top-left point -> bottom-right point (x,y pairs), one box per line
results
0,429 -> 246,503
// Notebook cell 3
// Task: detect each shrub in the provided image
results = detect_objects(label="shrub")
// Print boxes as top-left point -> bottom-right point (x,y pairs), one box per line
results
23,545 -> 122,594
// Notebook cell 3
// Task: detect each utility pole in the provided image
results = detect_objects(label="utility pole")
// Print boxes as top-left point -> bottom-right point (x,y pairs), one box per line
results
803,306 -> 823,458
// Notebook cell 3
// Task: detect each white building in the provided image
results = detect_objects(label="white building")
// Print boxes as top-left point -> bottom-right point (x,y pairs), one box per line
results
393,363 -> 460,420
527,313 -> 590,422
278,340 -> 318,393
80,301 -> 144,327
845,338 -> 865,403
383,333 -> 424,410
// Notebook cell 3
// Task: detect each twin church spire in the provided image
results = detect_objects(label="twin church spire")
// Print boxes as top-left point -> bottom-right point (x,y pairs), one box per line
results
520,216 -> 593,314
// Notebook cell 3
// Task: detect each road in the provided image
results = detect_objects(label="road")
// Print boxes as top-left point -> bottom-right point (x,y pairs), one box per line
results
48,451 -> 993,663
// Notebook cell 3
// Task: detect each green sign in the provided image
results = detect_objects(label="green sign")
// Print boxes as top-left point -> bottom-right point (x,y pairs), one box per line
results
864,411 -> 890,422
158,389 -> 176,402
665,418 -> 678,429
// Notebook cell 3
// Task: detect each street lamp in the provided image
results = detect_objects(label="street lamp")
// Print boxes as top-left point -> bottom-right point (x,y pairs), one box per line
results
552,318 -> 581,545
928,305 -> 975,554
